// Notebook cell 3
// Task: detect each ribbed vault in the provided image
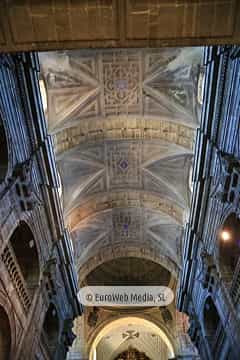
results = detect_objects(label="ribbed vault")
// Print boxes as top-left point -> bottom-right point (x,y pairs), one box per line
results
39,47 -> 202,358
39,47 -> 202,277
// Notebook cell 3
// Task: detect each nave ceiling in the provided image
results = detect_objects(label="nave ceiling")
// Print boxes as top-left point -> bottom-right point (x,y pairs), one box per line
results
39,47 -> 203,280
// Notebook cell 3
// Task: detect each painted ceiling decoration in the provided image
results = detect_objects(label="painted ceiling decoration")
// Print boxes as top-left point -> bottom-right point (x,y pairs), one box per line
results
39,47 -> 203,280
71,207 -> 183,272
40,48 -> 201,131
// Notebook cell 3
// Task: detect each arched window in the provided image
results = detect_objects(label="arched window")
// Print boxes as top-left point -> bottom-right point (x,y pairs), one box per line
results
0,117 -> 8,183
203,297 -> 221,351
219,213 -> 240,286
0,306 -> 11,360
41,304 -> 59,358
39,78 -> 48,114
10,222 -> 40,299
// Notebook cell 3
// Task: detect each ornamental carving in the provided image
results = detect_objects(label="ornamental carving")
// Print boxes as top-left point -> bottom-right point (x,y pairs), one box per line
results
112,208 -> 142,243
107,142 -> 141,188
102,52 -> 141,115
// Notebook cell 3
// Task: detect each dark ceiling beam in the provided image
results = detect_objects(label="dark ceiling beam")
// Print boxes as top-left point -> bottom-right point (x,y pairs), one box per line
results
0,1 -> 240,52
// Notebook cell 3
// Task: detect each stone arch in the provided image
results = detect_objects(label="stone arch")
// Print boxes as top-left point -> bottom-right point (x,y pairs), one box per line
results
0,114 -> 9,183
203,297 -> 221,352
9,221 -> 40,299
84,257 -> 172,288
41,303 -> 60,358
88,316 -> 175,360
218,212 -> 240,286
79,244 -> 179,285
0,291 -> 16,358
0,305 -> 11,360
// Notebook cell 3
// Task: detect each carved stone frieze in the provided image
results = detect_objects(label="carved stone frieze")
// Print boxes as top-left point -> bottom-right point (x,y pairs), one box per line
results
54,117 -> 195,154
107,142 -> 142,188
102,51 -> 141,116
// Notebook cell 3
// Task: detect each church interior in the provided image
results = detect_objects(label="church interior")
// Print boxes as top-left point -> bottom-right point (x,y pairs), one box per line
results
0,2 -> 240,360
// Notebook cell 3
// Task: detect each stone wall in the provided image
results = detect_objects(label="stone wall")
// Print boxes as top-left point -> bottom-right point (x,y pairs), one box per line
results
0,53 -> 81,359
177,46 -> 240,360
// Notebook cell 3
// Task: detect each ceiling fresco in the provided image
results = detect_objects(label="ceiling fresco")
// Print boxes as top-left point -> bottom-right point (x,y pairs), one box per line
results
39,47 -> 203,279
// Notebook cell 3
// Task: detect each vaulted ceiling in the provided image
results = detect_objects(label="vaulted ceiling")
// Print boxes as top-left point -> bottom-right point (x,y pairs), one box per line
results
39,47 -> 203,282
96,320 -> 171,360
